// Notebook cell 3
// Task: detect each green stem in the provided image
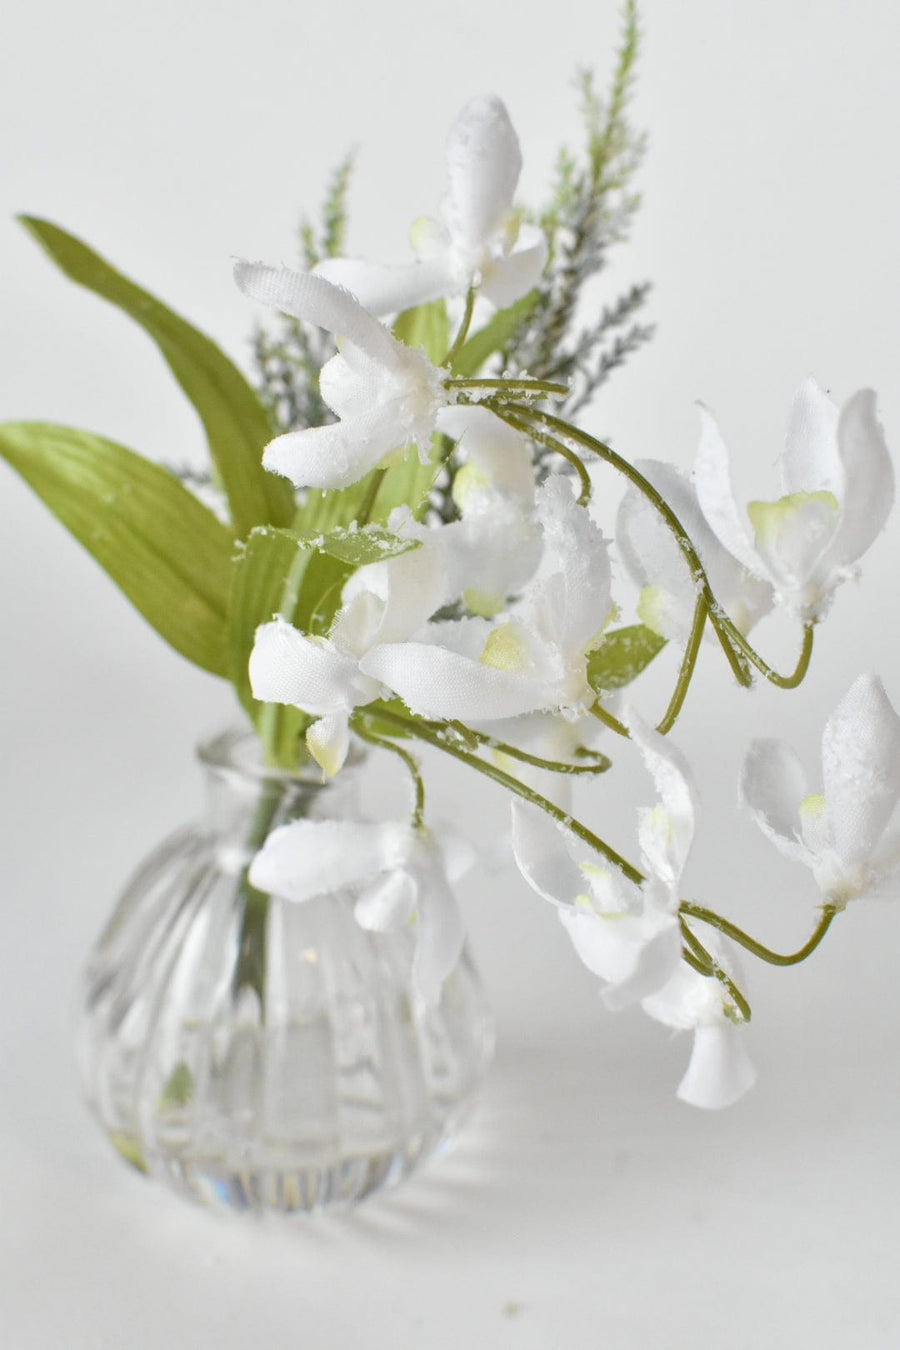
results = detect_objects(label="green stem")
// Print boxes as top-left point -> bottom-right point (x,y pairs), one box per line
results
498,406 -> 592,505
656,596 -> 708,734
449,376 -> 570,397
680,918 -> 752,1023
354,722 -> 426,828
424,718 -> 610,775
444,288 -> 476,368
679,902 -> 838,967
505,404 -> 815,693
356,704 -> 643,885
231,782 -> 286,1008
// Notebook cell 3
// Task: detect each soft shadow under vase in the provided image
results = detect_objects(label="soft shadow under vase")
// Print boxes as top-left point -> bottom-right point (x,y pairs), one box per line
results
78,730 -> 494,1214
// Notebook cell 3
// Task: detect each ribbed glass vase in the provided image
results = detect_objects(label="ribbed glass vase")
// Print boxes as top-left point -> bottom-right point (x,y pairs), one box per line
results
78,730 -> 494,1214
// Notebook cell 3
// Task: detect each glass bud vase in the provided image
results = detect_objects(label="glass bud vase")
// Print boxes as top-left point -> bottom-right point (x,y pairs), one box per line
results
78,729 -> 494,1214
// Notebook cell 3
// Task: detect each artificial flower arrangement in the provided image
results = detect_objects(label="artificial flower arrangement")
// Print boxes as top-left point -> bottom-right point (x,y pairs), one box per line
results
2,5 -> 896,1117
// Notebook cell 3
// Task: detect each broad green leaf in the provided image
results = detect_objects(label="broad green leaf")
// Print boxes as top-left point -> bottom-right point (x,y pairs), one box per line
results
229,525 -> 311,721
20,216 -> 294,539
309,524 -> 420,566
586,624 -> 667,694
0,421 -> 232,676
393,299 -> 450,364
451,291 -> 539,377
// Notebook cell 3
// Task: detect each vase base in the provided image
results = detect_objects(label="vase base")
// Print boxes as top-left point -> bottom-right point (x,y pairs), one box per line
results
103,1105 -> 472,1215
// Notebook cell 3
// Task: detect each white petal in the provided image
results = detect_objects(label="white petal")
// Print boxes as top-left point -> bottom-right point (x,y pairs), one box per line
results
262,414 -> 399,490
529,475 -> 612,658
354,868 -> 418,930
249,619 -> 378,715
627,712 -> 696,886
479,231 -> 548,307
306,711 -> 351,778
676,1024 -> 757,1110
693,404 -> 762,574
234,261 -> 401,368
560,910 -> 681,1008
829,389 -> 894,568
249,819 -> 409,901
510,799 -> 584,907
360,630 -> 552,720
412,871 -> 467,1003
437,404 -> 535,502
444,95 -> 522,250
822,674 -> 900,867
740,738 -> 813,863
780,377 -> 841,496
313,255 -> 455,317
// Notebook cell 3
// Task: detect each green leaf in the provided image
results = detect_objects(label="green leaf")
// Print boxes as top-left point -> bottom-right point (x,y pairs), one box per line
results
229,525 -> 311,720
393,299 -> 449,365
303,524 -> 421,567
19,216 -> 294,539
451,291 -> 540,377
586,624 -> 667,694
0,421 -> 232,676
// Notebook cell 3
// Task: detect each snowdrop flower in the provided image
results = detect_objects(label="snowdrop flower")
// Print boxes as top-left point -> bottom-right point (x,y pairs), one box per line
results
641,936 -> 757,1110
234,264 -> 449,489
249,610 -> 383,777
694,378 -> 893,622
510,715 -> 693,1010
617,460 -> 773,640
248,818 -> 468,1002
741,673 -> 900,907
315,95 -> 547,314
360,475 -> 612,721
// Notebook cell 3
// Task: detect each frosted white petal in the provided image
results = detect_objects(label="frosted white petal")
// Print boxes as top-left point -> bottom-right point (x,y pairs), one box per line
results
249,620 -> 378,714
360,635 -> 551,720
445,95 -> 521,249
437,405 -> 535,501
740,738 -> 813,862
510,800 -> 584,908
313,256 -> 454,317
480,231 -> 548,307
676,1024 -> 757,1110
354,869 -> 418,930
249,819 -> 409,902
829,389 -> 894,568
628,713 -> 696,885
781,377 -> 842,496
413,871 -> 466,1003
234,261 -> 401,368
694,404 -> 761,573
262,414 -> 398,489
822,674 -> 900,867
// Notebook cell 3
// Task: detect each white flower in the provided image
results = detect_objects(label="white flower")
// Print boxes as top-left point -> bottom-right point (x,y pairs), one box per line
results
360,475 -> 612,721
234,264 -> 449,489
741,673 -> 900,906
315,95 -> 547,314
510,714 -> 693,1009
248,818 -> 468,1002
640,937 -> 757,1111
617,459 -> 773,640
694,378 -> 893,621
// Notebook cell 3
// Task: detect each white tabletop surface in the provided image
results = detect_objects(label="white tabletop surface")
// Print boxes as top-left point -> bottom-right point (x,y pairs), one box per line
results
3,0 -> 900,1344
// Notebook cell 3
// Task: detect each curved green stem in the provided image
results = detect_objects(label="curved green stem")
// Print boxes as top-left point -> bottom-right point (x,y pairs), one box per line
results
505,403 -> 816,693
656,596 -> 708,734
444,288 -> 476,368
679,901 -> 838,967
354,722 -> 426,829
356,466 -> 388,529
425,718 -> 611,776
680,918 -> 752,1023
356,704 -> 643,884
496,405 -> 592,505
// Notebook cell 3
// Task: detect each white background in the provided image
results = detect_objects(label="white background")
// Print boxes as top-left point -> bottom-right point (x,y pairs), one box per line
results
2,1 -> 900,1346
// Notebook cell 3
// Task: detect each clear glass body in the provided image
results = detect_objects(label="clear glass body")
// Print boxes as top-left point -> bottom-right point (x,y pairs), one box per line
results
79,730 -> 494,1214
